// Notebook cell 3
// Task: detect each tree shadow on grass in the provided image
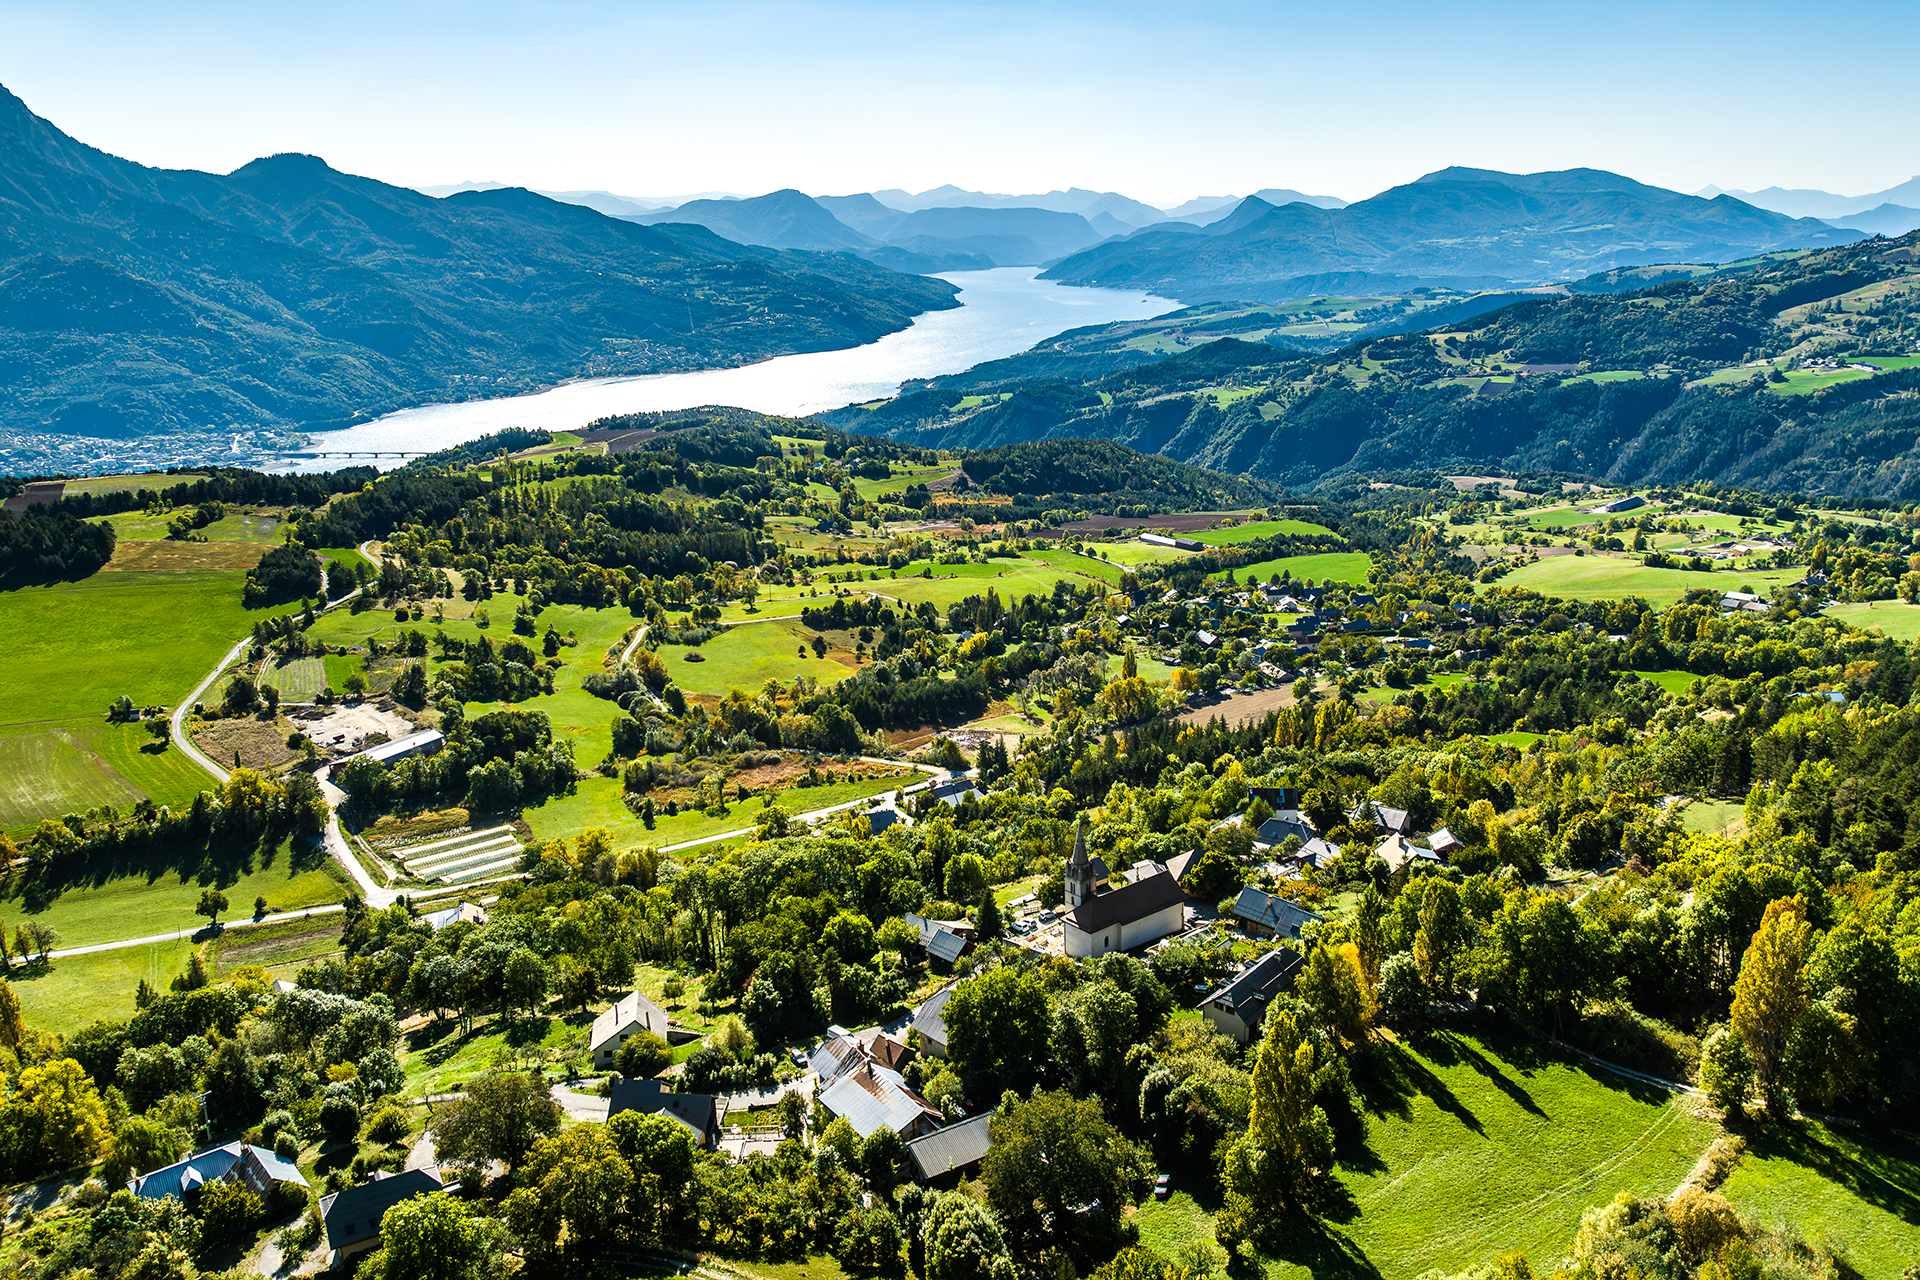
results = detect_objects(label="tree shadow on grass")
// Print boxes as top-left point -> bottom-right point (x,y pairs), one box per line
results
1351,1036 -> 1484,1136
1425,1029 -> 1546,1118
1256,1213 -> 1384,1280
8,826 -> 322,918
1744,1122 -> 1920,1224
405,1013 -> 555,1071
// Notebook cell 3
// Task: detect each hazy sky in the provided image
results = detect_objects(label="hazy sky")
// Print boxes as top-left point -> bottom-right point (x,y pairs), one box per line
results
4,0 -> 1916,206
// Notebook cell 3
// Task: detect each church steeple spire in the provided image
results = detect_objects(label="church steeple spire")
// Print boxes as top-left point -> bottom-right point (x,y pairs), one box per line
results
1065,817 -> 1092,909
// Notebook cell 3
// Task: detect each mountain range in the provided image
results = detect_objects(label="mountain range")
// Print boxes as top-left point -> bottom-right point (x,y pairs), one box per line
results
1039,168 -> 1865,302
0,85 -> 957,441
1698,176 -> 1920,235
830,230 -> 1920,498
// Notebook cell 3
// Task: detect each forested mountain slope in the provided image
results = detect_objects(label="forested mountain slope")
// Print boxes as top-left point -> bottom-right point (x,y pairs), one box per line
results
1042,168 -> 1860,302
835,232 -> 1920,497
0,86 -> 958,440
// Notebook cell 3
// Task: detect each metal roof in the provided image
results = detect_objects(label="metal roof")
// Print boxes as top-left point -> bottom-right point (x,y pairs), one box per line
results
130,1141 -> 307,1202
911,986 -> 954,1048
1065,870 -> 1186,936
818,1065 -> 938,1139
905,1113 -> 994,1181
318,1168 -> 444,1252
1204,948 -> 1304,1021
1229,887 -> 1325,938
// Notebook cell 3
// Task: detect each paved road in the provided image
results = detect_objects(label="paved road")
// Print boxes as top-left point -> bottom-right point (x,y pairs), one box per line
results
46,904 -> 352,961
169,635 -> 252,784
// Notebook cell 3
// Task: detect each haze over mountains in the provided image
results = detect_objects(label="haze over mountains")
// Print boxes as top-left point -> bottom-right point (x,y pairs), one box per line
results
0,84 -> 956,444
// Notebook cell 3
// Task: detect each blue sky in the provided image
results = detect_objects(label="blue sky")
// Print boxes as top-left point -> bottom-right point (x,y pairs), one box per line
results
2,0 -> 1915,205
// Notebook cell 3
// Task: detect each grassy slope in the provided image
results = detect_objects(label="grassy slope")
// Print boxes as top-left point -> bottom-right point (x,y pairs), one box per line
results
1135,1019 -> 1714,1279
1486,555 -> 1804,608
11,938 -> 193,1035
658,620 -> 857,698
0,559 -> 303,835
1222,552 -> 1372,586
0,835 -> 347,948
1824,602 -> 1920,643
1718,1121 -> 1920,1278
525,772 -> 910,850
1188,519 -> 1335,544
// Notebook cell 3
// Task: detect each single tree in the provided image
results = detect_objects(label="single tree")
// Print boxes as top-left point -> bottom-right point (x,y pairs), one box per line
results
432,1068 -> 562,1172
1237,1004 -> 1335,1210
975,890 -> 1004,941
197,888 -> 230,927
368,1186 -> 504,1280
1730,895 -> 1812,1113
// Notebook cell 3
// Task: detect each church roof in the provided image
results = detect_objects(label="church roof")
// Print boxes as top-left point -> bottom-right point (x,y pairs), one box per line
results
1065,870 -> 1187,936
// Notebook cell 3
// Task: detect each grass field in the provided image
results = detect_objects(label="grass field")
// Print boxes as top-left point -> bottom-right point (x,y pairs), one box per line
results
1187,519 -> 1335,544
1134,1017 -> 1715,1279
657,620 -> 857,698
0,563 -> 302,834
1103,542 -> 1195,567
1485,555 -> 1804,608
1824,602 -> 1920,642
1719,1121 -> 1920,1278
12,938 -> 194,1034
873,556 -> 1111,613
2,834 -> 347,948
1632,669 -> 1698,696
1220,552 -> 1372,587
1681,799 -> 1744,835
1485,731 -> 1545,748
401,1009 -> 596,1095
522,770 -> 911,850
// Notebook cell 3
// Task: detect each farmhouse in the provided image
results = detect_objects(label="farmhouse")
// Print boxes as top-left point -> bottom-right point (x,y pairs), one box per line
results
818,1062 -> 941,1139
904,1113 -> 994,1185
911,986 -> 955,1059
589,990 -> 673,1068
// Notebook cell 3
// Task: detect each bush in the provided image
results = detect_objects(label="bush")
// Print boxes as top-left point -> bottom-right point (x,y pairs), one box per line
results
318,1096 -> 361,1145
1698,1025 -> 1755,1117
366,1104 -> 411,1145
1574,1000 -> 1701,1082
197,1180 -> 263,1251
614,1030 -> 672,1079
267,1179 -> 311,1219
273,1131 -> 301,1162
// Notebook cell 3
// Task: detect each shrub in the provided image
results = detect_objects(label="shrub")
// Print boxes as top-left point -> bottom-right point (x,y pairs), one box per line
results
1574,1000 -> 1701,1082
615,1030 -> 672,1079
1698,1026 -> 1755,1117
198,1180 -> 263,1251
365,1104 -> 411,1145
273,1132 -> 301,1162
318,1096 -> 360,1145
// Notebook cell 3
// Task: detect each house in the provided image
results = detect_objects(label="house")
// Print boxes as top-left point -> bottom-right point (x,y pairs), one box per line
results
905,1113 -> 994,1185
1196,630 -> 1218,647
818,1063 -> 941,1139
589,990 -> 673,1069
1250,786 -> 1303,810
903,913 -> 973,964
130,1141 -> 307,1203
930,777 -> 982,807
1375,833 -> 1439,874
1427,828 -> 1464,860
1351,801 -> 1413,834
1061,821 -> 1187,958
355,728 -> 445,767
811,1033 -> 874,1084
1228,887 -> 1325,940
1200,948 -> 1306,1043
861,1030 -> 914,1072
319,1168 -> 444,1262
608,1078 -> 725,1149
421,901 -> 488,932
866,806 -> 908,837
1298,837 -> 1343,870
1253,810 -> 1317,848
911,986 -> 955,1059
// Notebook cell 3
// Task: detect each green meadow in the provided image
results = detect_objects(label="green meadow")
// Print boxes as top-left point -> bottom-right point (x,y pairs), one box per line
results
1824,601 -> 1920,642
10,938 -> 195,1035
1134,1017 -> 1715,1279
1187,518 -> 1335,544
1222,552 -> 1372,586
657,619 -> 857,698
1719,1121 -> 1920,1278
1488,554 -> 1803,608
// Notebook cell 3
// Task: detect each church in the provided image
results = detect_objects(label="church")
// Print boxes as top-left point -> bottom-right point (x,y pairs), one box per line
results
1060,820 -> 1189,958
